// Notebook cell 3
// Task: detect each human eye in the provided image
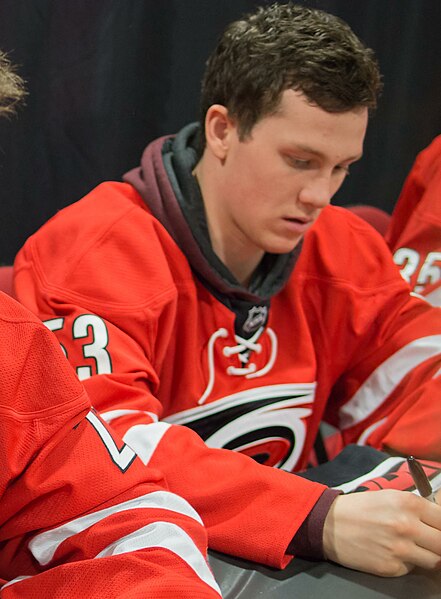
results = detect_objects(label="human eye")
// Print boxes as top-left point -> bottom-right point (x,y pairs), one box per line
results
284,155 -> 312,170
335,164 -> 350,176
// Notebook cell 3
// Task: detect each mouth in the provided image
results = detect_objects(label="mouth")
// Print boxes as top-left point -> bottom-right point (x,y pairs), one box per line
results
281,216 -> 313,233
284,216 -> 311,224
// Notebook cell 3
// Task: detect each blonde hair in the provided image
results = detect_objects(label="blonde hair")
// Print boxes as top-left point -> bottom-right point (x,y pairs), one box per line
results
0,51 -> 26,115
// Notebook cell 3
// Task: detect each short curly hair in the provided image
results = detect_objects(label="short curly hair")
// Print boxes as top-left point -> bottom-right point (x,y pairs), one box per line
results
0,51 -> 26,116
200,3 -> 382,143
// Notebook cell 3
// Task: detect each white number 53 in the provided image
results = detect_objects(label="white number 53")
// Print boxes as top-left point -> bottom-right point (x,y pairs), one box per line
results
44,314 -> 112,381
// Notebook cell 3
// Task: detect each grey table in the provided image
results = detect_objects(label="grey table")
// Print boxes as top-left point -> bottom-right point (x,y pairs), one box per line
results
209,551 -> 441,598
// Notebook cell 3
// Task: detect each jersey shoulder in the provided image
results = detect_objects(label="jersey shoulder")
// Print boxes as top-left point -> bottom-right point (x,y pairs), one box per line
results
0,292 -> 88,413
15,182 -> 191,309
298,205 -> 405,290
413,134 -> 441,186
0,292 -> 89,485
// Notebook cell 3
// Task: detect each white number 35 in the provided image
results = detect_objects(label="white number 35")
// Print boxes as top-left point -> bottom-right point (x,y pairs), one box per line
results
393,248 -> 441,293
44,315 -> 112,381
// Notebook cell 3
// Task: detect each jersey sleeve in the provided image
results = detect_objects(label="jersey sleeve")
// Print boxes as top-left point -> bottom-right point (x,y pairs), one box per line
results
286,206 -> 441,463
322,255 -> 441,460
14,238 -> 329,569
0,298 -> 220,598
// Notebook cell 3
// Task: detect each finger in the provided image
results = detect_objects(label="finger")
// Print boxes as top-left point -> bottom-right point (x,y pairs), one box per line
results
408,543 -> 441,571
414,519 -> 441,559
419,493 -> 441,528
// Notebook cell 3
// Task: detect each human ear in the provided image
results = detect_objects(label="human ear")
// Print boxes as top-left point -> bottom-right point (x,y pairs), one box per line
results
204,104 -> 235,161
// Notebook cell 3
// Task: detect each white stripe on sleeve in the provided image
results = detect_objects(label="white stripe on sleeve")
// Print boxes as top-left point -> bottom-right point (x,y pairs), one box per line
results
424,286 -> 441,307
339,335 -> 441,430
3,525 -> 222,596
1,575 -> 32,590
356,418 -> 387,445
101,408 -> 159,424
29,491 -> 203,566
122,422 -> 171,465
96,521 -> 221,595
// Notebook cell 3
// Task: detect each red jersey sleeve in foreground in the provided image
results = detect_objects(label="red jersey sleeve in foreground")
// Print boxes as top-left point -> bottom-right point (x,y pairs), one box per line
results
0,296 -> 220,598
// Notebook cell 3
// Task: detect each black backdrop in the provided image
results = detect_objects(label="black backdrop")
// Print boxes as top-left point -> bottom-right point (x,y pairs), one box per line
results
0,0 -> 440,264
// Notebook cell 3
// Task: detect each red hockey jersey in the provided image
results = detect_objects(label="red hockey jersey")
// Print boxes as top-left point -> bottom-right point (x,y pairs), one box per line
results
14,176 -> 441,568
386,135 -> 441,305
0,292 -> 220,598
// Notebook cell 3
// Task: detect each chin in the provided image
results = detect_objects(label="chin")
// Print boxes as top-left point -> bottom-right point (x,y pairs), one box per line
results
263,237 -> 303,255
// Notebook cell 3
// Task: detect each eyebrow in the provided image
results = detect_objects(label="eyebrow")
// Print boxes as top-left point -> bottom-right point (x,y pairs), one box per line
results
290,143 -> 363,163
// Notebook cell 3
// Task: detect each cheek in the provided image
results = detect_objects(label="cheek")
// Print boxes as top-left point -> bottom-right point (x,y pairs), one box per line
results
228,145 -> 272,186
243,163 -> 279,201
229,163 -> 268,205
225,147 -> 287,212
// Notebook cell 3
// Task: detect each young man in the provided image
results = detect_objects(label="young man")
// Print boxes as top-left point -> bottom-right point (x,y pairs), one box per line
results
15,4 -> 441,579
386,134 -> 441,306
0,51 -> 221,599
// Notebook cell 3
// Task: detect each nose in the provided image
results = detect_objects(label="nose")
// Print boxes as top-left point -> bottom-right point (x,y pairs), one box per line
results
298,175 -> 333,209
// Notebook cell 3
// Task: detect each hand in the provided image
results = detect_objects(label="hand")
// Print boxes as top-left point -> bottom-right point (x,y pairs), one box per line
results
323,488 -> 441,577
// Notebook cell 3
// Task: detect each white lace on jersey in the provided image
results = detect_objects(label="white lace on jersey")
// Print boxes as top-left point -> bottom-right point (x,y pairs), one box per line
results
198,326 -> 278,405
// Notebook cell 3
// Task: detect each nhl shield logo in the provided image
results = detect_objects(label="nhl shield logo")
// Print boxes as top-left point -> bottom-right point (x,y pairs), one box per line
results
243,306 -> 268,334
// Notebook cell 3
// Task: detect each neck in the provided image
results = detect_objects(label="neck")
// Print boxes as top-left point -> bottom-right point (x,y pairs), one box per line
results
194,158 -> 264,287
209,235 -> 263,287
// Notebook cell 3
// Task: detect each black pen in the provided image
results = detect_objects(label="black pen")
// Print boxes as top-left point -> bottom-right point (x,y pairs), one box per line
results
407,456 -> 438,503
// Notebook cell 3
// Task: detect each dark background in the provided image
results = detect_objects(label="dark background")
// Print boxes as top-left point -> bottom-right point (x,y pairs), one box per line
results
0,0 -> 440,264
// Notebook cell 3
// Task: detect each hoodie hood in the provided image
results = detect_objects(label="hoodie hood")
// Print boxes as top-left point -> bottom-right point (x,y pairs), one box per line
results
123,123 -> 301,315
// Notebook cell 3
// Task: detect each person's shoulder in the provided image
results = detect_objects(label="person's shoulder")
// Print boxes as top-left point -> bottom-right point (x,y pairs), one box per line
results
16,182 -> 189,309
299,205 -> 404,287
417,134 -> 441,172
0,292 -> 88,414
411,136 -> 441,215
307,204 -> 391,250
38,181 -> 149,237
400,134 -> 441,195
0,291 -> 70,356
0,289 -> 45,325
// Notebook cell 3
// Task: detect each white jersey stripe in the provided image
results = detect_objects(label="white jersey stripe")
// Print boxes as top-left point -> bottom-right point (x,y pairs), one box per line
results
165,383 -> 316,425
2,524 -> 222,596
1,575 -> 32,590
339,335 -> 441,430
96,521 -> 221,595
334,457 -> 405,492
101,408 -> 159,424
424,286 -> 441,307
356,417 -> 387,445
123,422 -> 171,465
29,491 -> 203,566
334,457 -> 441,495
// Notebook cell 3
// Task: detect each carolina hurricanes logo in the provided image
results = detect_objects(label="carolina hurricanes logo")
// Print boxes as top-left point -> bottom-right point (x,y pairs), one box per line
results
164,383 -> 316,471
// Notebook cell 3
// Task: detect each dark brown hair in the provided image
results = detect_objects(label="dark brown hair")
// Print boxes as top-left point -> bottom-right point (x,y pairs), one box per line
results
200,3 -> 382,143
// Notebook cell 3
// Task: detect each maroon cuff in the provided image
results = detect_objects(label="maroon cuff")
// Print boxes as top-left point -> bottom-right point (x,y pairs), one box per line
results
287,488 -> 341,559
